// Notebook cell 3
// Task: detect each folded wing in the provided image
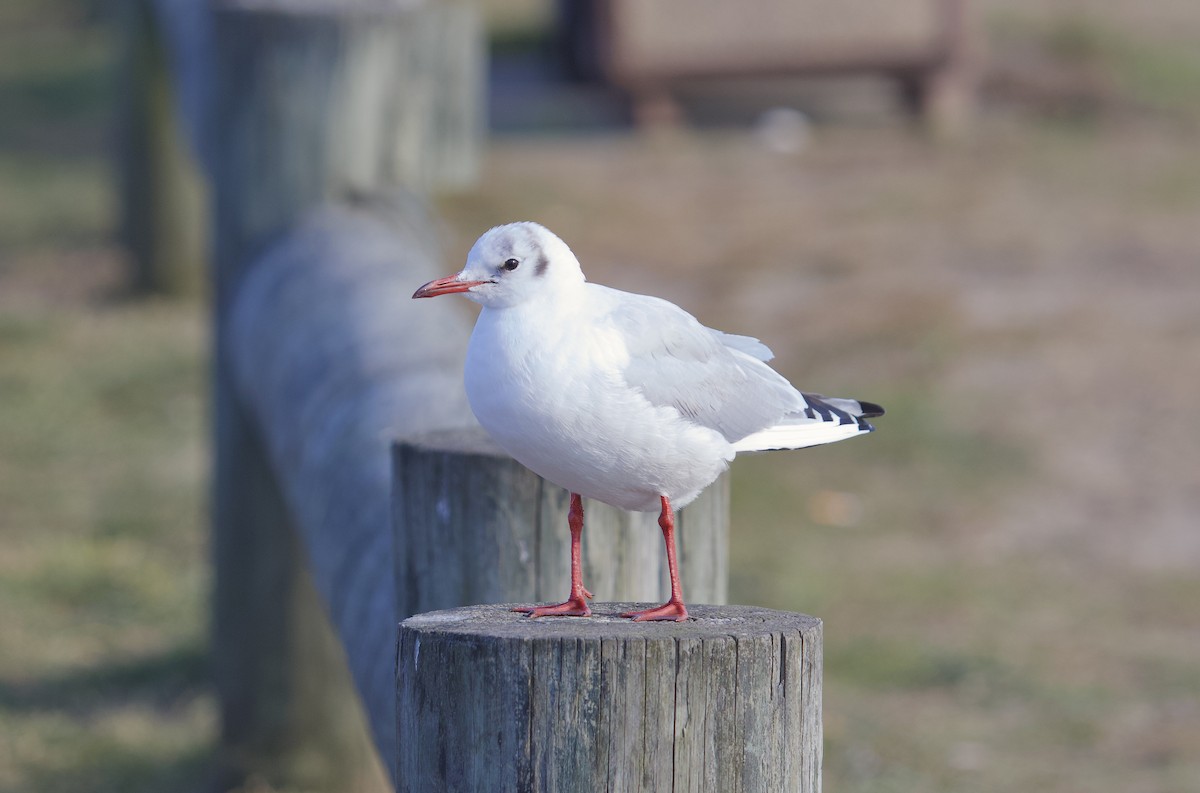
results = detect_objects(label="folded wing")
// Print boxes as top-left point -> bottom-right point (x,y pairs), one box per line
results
605,287 -> 882,452
608,289 -> 802,440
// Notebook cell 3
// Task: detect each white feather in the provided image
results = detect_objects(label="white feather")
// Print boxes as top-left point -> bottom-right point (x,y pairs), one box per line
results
733,419 -> 869,453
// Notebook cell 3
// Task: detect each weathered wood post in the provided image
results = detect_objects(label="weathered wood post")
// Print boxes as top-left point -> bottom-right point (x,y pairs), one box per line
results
397,604 -> 823,792
392,429 -> 729,619
116,0 -> 207,297
207,0 -> 482,788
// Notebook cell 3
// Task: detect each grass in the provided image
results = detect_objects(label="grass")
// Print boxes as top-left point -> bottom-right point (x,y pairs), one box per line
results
1034,13 -> 1200,118
3,1 -> 1200,791
0,298 -> 211,793
0,6 -> 213,790
985,6 -> 1200,128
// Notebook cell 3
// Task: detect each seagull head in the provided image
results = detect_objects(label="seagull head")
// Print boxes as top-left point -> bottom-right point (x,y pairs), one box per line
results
412,222 -> 585,308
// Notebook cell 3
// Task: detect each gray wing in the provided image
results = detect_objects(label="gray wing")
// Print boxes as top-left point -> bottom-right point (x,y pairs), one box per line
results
602,288 -> 805,442
712,330 -> 774,361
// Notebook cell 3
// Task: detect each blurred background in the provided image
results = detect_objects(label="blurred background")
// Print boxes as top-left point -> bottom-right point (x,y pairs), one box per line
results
1,0 -> 1197,791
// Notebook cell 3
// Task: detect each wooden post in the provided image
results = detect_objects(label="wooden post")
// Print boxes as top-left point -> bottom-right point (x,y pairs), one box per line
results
207,0 -> 482,788
116,0 -> 207,297
392,428 -> 729,621
397,603 -> 822,792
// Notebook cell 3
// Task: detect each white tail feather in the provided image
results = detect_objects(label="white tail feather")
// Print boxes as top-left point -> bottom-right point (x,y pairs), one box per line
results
732,419 -> 869,453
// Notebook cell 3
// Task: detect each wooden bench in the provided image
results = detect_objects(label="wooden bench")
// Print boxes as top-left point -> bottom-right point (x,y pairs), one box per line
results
563,0 -> 977,134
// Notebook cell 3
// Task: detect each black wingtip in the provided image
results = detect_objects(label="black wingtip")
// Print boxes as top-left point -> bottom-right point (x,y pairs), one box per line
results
858,401 -> 885,418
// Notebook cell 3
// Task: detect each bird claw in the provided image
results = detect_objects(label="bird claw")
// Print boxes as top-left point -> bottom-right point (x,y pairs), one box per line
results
512,597 -> 592,618
621,601 -> 689,622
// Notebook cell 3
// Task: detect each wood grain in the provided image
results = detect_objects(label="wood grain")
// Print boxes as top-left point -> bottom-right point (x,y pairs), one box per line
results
397,604 -> 822,792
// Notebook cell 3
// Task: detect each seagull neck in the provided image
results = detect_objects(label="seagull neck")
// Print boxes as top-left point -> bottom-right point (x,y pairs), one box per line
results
512,278 -> 587,321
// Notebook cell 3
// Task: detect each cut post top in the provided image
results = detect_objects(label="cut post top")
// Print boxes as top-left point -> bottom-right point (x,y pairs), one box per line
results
401,602 -> 821,641
397,602 -> 824,792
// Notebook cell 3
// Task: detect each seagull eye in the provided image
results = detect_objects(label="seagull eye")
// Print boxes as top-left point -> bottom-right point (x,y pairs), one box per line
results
502,258 -> 520,271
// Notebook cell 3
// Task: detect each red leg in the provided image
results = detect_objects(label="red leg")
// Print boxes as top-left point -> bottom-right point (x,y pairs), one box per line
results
622,496 -> 689,622
513,493 -> 592,617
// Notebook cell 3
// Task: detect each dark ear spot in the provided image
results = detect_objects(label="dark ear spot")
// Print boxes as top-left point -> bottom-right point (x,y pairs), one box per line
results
535,253 -> 550,277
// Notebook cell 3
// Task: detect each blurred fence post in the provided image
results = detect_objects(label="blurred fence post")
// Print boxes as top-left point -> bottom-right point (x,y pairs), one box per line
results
206,1 -> 482,789
116,0 -> 207,297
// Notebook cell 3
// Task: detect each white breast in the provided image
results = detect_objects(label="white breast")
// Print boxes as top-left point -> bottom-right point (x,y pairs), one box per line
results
464,300 -> 732,512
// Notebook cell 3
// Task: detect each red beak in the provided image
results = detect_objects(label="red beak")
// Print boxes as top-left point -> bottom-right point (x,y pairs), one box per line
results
412,275 -> 491,299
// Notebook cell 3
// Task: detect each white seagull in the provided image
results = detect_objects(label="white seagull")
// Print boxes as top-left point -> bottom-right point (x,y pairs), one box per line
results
414,222 -> 882,621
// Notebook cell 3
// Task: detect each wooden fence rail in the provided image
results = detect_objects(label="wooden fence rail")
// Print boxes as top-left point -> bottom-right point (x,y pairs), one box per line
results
207,1 -> 481,788
222,199 -> 475,787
